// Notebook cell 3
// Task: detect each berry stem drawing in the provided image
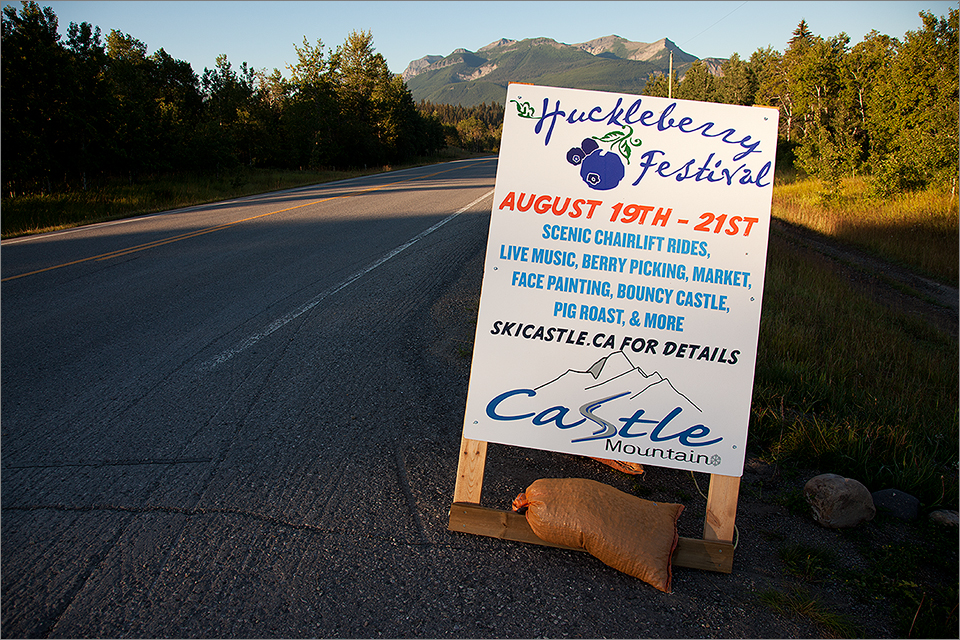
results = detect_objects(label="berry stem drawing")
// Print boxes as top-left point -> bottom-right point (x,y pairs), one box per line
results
593,125 -> 643,164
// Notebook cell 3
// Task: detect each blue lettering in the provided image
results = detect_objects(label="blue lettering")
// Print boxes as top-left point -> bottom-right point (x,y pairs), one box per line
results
534,98 -> 566,146
532,406 -> 586,429
624,99 -> 644,125
484,389 -> 723,448
486,389 -> 536,420
524,94 -> 770,176
617,409 -> 657,438
606,97 -> 625,127
632,149 -> 667,185
678,424 -> 721,446
656,102 -> 678,131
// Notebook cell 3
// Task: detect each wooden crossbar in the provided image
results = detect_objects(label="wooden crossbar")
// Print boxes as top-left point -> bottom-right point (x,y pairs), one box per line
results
449,435 -> 740,574
448,502 -> 734,573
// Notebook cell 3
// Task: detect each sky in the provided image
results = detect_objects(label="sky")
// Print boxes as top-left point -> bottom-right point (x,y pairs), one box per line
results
6,1 -> 957,76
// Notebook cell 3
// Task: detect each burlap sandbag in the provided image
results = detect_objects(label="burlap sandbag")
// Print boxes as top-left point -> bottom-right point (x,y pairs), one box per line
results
514,478 -> 683,592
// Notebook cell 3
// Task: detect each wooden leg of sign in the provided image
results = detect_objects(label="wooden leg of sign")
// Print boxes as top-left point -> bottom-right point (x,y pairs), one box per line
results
703,474 -> 741,543
448,439 -> 737,573
452,436 -> 487,503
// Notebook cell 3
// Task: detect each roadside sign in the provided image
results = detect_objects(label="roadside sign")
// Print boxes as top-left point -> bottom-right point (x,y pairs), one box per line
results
462,83 -> 779,477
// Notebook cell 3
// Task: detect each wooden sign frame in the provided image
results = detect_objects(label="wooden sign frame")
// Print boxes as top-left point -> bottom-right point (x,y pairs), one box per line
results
448,435 -> 740,573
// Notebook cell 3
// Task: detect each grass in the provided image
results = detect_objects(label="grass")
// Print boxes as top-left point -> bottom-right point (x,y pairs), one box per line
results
751,229 -> 958,506
768,526 -> 959,638
851,532 -> 960,639
779,543 -> 837,583
758,586 -> 861,638
0,148 -> 480,239
772,175 -> 959,285
754,178 -> 958,635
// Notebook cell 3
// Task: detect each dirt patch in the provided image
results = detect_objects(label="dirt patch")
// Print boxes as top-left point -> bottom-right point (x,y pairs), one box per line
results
771,219 -> 958,338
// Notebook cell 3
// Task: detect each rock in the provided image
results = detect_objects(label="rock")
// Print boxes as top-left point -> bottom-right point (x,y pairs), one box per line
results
804,473 -> 876,528
929,510 -> 959,526
871,488 -> 920,521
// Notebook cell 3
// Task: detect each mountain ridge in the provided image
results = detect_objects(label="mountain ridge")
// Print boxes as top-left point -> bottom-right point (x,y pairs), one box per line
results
403,35 -> 725,107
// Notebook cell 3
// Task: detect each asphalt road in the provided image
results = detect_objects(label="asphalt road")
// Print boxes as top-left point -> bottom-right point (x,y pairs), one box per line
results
2,158 -> 827,638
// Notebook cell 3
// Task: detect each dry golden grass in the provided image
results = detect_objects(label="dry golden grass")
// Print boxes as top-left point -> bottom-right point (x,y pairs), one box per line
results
773,177 -> 959,285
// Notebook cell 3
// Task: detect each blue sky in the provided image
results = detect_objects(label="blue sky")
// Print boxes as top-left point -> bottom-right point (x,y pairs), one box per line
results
7,1 -> 957,76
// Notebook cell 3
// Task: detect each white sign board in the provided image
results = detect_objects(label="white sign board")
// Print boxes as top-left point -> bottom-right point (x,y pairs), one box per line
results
462,84 -> 779,477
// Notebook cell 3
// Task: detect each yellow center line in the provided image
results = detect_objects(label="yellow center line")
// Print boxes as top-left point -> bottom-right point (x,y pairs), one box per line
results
2,162 -> 491,282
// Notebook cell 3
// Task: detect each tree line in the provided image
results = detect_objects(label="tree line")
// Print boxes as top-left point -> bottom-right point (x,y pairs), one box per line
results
641,10 -> 958,195
1,2 -> 447,196
417,101 -> 504,152
3,3 -> 955,197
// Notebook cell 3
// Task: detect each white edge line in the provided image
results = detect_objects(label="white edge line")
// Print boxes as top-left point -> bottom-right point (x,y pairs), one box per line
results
197,188 -> 494,372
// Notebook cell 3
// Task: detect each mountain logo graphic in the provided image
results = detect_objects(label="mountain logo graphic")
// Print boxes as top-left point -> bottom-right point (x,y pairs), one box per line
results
532,350 -> 700,441
483,350 -> 720,449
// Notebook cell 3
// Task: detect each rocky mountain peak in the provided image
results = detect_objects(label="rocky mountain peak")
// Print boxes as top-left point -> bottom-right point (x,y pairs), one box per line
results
402,34 -> 722,106
478,38 -> 517,52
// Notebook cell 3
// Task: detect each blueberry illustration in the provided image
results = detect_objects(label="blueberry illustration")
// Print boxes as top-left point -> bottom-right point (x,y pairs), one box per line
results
581,138 -> 599,155
566,146 -> 585,165
579,149 -> 625,190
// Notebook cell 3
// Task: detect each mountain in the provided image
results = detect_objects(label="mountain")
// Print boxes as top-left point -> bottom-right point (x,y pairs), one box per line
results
513,350 -> 702,443
402,35 -> 725,107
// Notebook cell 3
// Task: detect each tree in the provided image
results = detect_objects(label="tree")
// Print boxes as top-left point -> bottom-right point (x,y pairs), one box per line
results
148,48 -> 203,170
285,37 -> 340,167
372,75 -> 422,161
642,70 -> 676,98
792,33 -> 859,181
104,29 -> 167,173
64,19 -> 113,185
1,1 -> 73,191
845,30 -> 897,172
867,9 -> 959,193
199,54 -> 258,169
716,53 -> 757,106
328,30 -> 392,165
676,60 -> 717,102
790,19 -> 814,46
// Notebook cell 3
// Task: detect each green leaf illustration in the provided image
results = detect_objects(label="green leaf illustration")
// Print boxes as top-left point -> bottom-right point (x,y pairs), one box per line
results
594,125 -> 642,164
509,99 -> 538,119
595,130 -> 628,142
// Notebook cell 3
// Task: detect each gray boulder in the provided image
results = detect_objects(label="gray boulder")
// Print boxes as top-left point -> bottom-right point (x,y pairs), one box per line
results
871,488 -> 920,521
929,509 -> 959,527
804,473 -> 876,528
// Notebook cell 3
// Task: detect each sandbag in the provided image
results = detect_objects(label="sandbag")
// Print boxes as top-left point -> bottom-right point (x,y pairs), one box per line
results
513,478 -> 683,592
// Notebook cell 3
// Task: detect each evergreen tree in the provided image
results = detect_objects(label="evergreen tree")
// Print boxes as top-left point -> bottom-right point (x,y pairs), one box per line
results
286,37 -> 339,167
149,48 -> 203,170
64,19 -> 112,186
199,54 -> 258,169
716,53 -> 757,106
642,70 -> 675,98
3,2 -> 955,196
329,30 -> 389,165
676,60 -> 717,102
